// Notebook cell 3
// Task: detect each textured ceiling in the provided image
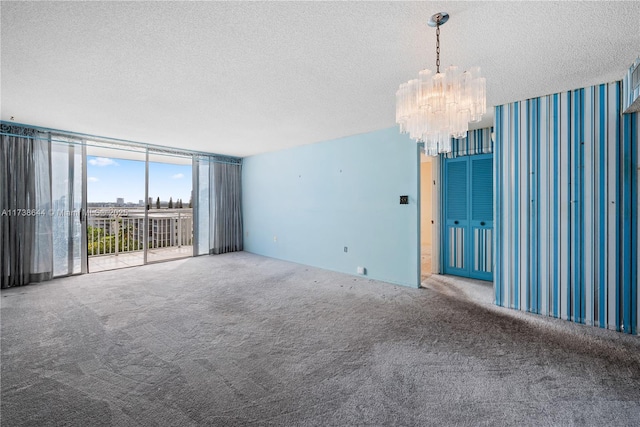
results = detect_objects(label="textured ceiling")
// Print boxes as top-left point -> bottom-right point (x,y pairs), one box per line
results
2,1 -> 639,157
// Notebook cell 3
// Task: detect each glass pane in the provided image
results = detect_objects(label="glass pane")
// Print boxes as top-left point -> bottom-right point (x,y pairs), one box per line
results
72,147 -> 83,274
147,154 -> 193,263
51,142 -> 70,276
197,159 -> 210,255
86,145 -> 145,272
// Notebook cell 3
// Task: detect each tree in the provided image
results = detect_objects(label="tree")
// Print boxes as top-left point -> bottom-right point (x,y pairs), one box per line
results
156,197 -> 160,209
188,195 -> 193,208
168,197 -> 173,208
87,223 -> 142,255
178,198 -> 183,208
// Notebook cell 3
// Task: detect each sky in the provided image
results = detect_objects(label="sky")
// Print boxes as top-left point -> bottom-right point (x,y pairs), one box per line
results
87,156 -> 192,204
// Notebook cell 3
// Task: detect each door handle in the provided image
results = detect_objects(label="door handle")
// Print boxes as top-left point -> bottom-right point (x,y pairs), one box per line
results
480,221 -> 485,226
454,220 -> 459,225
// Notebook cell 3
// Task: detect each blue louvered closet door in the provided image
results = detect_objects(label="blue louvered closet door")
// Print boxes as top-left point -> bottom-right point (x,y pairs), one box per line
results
443,154 -> 493,281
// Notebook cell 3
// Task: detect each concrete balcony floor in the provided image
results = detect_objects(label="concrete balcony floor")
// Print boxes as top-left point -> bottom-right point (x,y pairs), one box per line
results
89,246 -> 193,273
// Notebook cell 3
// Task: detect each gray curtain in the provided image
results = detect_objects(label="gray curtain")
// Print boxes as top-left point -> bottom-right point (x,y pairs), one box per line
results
211,162 -> 243,254
1,125 -> 53,288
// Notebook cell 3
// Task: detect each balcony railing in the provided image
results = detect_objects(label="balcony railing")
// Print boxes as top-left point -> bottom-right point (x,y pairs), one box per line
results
87,209 -> 193,257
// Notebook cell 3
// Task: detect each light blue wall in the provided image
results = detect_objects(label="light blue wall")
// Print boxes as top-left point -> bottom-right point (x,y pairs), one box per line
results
242,127 -> 420,288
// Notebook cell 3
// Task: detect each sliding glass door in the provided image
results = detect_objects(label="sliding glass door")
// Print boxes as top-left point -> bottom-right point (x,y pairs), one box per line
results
147,152 -> 193,263
85,143 -> 146,272
2,123 -> 239,281
83,143 -> 194,271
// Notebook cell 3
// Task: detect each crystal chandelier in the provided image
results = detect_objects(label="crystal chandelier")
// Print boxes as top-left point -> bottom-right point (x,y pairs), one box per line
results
396,12 -> 486,156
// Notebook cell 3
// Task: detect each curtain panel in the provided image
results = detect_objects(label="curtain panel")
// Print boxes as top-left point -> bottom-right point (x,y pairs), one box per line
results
1,126 -> 53,288
211,162 -> 243,254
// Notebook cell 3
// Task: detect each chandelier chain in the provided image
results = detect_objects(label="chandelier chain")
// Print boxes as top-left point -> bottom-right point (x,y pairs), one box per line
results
435,23 -> 440,73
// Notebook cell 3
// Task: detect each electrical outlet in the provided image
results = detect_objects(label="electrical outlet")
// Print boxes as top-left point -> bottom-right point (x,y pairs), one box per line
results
400,195 -> 409,204
344,246 -> 348,253
357,266 -> 366,275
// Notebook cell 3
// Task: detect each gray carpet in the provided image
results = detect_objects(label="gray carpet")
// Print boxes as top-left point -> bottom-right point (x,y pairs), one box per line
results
2,252 -> 639,426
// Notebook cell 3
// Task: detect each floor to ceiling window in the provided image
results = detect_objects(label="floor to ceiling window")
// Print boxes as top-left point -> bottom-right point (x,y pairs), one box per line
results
2,121 -> 242,282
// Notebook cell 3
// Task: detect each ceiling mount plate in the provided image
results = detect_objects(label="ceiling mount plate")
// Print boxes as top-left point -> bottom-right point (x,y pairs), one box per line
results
428,12 -> 449,27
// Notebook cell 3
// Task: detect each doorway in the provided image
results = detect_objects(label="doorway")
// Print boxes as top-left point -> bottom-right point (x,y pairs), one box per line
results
420,154 -> 435,280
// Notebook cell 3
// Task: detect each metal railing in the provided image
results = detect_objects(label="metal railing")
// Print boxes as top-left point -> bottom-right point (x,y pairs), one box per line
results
87,209 -> 193,257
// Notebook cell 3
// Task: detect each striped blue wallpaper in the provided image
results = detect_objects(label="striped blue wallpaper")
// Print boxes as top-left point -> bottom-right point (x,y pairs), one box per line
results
445,127 -> 494,158
495,81 -> 639,334
474,228 -> 493,274
636,110 -> 639,333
